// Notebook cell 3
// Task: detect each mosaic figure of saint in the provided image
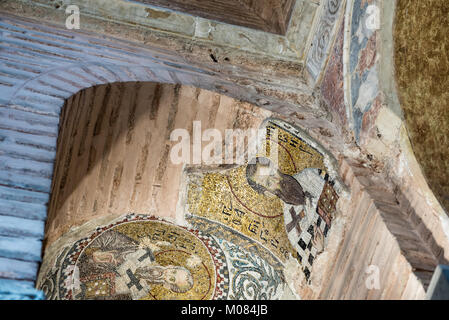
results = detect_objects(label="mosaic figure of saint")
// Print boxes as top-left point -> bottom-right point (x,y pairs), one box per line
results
74,230 -> 194,299
186,119 -> 341,283
245,156 -> 312,206
134,265 -> 194,294
246,156 -> 338,280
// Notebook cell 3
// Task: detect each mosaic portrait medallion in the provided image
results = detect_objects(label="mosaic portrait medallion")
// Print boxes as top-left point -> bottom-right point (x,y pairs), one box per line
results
51,215 -> 228,300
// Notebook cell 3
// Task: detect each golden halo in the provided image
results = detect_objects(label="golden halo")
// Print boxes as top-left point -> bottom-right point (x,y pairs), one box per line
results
226,166 -> 283,219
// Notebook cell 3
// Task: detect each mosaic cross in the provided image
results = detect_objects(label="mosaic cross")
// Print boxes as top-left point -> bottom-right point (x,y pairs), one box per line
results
126,269 -> 143,290
138,248 -> 155,262
286,207 -> 305,236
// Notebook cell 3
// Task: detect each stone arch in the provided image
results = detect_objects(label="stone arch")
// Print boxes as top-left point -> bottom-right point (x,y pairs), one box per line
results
0,13 -> 326,223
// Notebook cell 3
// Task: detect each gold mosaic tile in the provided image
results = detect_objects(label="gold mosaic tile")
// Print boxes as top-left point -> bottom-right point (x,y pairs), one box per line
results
188,166 -> 296,262
186,119 -> 331,264
39,119 -> 341,300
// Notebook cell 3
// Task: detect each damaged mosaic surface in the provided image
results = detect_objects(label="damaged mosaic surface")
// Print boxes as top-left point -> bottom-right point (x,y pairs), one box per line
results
37,119 -> 342,300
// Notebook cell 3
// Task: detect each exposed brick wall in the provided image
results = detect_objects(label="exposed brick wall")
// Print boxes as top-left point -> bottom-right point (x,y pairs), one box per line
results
45,82 -> 271,248
0,13 -> 321,287
318,159 -> 441,299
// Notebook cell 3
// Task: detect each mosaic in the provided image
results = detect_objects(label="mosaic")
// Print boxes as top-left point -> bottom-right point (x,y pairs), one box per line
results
38,118 -> 342,299
187,118 -> 341,281
38,214 -> 287,300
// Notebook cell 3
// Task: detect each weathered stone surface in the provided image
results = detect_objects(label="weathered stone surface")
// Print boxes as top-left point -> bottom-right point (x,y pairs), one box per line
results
316,159 -> 439,299
0,258 -> 39,281
0,0 -> 315,78
0,278 -> 44,300
321,19 -> 346,127
0,236 -> 42,262
0,216 -> 45,239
